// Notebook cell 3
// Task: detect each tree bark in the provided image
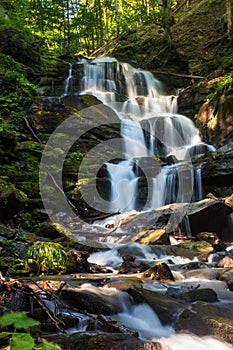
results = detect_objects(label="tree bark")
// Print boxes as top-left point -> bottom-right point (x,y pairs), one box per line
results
156,0 -> 174,46
226,0 -> 232,35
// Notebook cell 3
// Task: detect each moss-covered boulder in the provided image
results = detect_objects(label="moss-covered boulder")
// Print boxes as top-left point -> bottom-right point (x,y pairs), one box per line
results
35,222 -> 76,241
161,240 -> 214,261
0,178 -> 28,222
175,301 -> 233,343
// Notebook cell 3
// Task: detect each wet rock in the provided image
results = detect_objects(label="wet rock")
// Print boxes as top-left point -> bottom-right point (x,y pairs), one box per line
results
0,179 -> 28,222
162,240 -> 214,261
219,269 -> 233,291
0,281 -> 31,311
71,250 -> 91,273
118,255 -> 139,274
29,98 -> 71,133
188,199 -> 233,238
175,301 -> 233,343
36,222 -> 72,240
107,279 -> 143,291
59,286 -> 114,315
179,261 -> 204,270
217,256 -> 233,268
98,314 -> 138,336
132,229 -> 170,245
183,268 -> 220,281
142,262 -> 175,282
114,197 -> 233,241
45,332 -> 162,350
206,252 -> 223,263
166,285 -> 219,303
196,232 -> 226,251
184,288 -> 219,303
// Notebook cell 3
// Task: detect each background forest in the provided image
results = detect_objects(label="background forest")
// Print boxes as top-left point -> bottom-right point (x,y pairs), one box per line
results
0,0 -> 233,127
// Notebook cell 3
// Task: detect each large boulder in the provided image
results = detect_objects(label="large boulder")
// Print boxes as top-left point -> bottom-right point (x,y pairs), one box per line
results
108,197 -> 233,241
175,301 -> 233,343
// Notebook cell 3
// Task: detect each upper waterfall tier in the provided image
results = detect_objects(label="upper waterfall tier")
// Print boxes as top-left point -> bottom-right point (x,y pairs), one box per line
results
62,57 -> 215,213
78,57 -> 213,161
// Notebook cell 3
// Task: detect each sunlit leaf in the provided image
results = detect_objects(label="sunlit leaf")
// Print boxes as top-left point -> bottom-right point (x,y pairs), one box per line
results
0,312 -> 40,330
34,339 -> 62,350
10,333 -> 34,350
0,331 -> 10,338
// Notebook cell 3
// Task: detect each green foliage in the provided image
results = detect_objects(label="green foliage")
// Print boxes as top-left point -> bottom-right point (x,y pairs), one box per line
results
26,241 -> 75,274
0,312 -> 39,329
221,33 -> 233,71
0,312 -> 61,350
0,53 -> 37,124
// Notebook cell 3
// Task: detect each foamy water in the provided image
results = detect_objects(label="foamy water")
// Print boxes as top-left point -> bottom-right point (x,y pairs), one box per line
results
159,333 -> 233,350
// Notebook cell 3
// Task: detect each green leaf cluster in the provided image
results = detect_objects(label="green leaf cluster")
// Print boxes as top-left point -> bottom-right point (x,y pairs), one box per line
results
0,312 -> 61,350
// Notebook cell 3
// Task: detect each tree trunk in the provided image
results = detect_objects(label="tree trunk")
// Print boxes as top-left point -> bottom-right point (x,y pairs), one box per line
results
226,0 -> 232,35
156,0 -> 174,46
115,0 -> 119,37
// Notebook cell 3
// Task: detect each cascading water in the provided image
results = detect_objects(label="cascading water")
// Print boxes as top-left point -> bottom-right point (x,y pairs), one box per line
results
62,63 -> 73,96
77,57 -> 214,213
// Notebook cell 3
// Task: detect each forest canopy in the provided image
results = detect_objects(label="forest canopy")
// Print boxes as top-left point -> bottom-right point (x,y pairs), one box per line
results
0,0 -> 170,55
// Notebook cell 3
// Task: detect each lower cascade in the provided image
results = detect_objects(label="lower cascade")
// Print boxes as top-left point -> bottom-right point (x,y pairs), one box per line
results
67,56 -> 214,214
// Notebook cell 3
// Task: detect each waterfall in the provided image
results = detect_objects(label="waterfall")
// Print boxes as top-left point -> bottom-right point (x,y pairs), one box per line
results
80,57 -> 118,104
62,63 -> 73,96
79,283 -> 174,340
106,160 -> 138,213
75,57 -> 214,213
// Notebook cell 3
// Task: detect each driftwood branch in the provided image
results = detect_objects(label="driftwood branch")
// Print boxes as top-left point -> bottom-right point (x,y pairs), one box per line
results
151,70 -> 204,79
47,172 -> 79,214
23,116 -> 42,144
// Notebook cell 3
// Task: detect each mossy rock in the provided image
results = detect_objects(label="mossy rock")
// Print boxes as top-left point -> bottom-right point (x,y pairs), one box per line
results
17,181 -> 40,199
36,222 -> 76,241
162,240 -> 214,261
0,178 -> 28,221
18,141 -> 45,154
80,94 -> 103,107
175,301 -> 233,343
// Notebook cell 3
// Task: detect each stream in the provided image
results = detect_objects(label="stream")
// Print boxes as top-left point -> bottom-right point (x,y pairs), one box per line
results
41,57 -> 233,349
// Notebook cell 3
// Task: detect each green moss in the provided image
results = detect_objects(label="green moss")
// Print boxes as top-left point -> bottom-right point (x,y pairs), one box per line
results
26,241 -> 75,275
0,178 -> 28,204
17,181 -> 40,199
0,53 -> 37,123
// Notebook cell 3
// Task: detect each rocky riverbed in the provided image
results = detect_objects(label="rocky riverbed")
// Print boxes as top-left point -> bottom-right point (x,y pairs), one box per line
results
1,193 -> 233,349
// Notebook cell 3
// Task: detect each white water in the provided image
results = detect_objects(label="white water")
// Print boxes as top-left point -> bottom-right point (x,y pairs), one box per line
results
77,57 -> 213,213
79,283 -> 174,340
159,334 -> 233,350
62,63 -> 73,96
114,303 -> 174,340
77,283 -> 233,349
